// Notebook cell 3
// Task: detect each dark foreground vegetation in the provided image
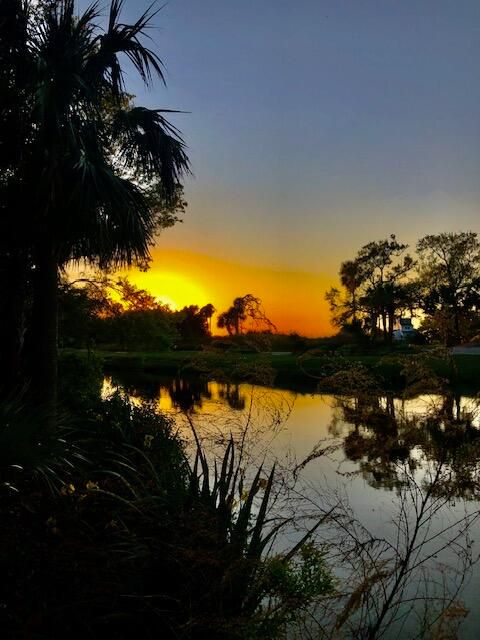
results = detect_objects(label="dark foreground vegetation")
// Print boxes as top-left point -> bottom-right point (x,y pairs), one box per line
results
2,1 -> 480,638
0,344 -> 470,639
0,2 -> 333,638
0,355 -> 333,639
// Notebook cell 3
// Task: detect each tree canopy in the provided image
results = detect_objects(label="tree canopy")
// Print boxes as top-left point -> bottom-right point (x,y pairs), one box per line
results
0,0 -> 190,408
417,233 -> 480,345
326,235 -> 416,343
327,231 -> 480,346
217,295 -> 276,336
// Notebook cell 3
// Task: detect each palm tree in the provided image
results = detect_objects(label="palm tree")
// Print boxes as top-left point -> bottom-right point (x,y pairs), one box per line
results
200,303 -> 216,335
339,259 -> 365,323
1,0 -> 190,416
217,299 -> 246,335
0,0 -> 38,392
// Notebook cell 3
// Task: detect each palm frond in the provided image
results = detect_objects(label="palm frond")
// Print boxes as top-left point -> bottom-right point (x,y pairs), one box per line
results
112,106 -> 191,200
0,390 -> 86,493
89,0 -> 165,97
3,0 -> 191,273
66,164 -> 155,267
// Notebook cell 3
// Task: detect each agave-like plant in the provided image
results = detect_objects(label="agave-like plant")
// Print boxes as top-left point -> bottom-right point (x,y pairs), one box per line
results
189,432 -> 280,562
39,398 -> 332,638
180,424 -> 335,637
0,391 -> 89,495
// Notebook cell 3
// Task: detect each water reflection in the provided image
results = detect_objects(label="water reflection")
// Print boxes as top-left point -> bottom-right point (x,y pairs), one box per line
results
218,383 -> 247,411
168,377 -> 210,412
103,373 -> 480,501
102,374 -> 480,637
103,375 -> 249,413
326,391 -> 480,498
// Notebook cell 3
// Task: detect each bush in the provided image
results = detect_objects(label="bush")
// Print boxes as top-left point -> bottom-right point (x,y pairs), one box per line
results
0,377 -> 333,639
58,351 -> 103,415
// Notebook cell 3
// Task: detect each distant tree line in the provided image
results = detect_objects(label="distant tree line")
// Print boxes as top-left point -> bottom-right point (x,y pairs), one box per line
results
60,277 -> 276,350
326,232 -> 480,346
59,276 -> 216,350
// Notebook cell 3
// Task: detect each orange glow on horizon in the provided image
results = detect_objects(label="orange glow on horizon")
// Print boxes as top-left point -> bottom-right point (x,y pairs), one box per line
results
123,249 -> 335,337
130,271 -> 208,311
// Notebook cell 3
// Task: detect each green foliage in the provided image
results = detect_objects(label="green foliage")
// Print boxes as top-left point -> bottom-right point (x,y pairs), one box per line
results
326,235 -> 416,343
0,0 -> 191,405
330,231 -> 480,347
0,392 -> 87,494
169,304 -> 215,348
90,392 -> 187,490
58,350 -> 103,414
105,309 -> 177,350
58,277 -> 220,351
177,428 -> 333,638
0,392 -> 189,638
416,232 -> 480,345
250,543 -> 334,637
10,0 -> 190,267
188,432 -> 278,558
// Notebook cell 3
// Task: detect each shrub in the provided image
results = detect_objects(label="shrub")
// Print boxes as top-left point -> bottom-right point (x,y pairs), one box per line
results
58,351 -> 103,415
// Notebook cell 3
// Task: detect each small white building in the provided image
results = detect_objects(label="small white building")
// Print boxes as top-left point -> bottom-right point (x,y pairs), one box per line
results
393,318 -> 416,342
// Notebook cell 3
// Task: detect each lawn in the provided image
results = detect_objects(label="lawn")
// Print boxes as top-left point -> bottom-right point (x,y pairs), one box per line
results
66,347 -> 480,393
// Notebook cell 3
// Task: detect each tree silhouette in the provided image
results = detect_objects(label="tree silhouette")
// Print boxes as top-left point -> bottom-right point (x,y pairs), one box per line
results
327,236 -> 415,343
199,303 -> 216,335
339,259 -> 365,323
417,232 -> 480,345
176,305 -> 214,340
217,295 -> 276,336
0,0 -> 190,415
115,278 -> 159,312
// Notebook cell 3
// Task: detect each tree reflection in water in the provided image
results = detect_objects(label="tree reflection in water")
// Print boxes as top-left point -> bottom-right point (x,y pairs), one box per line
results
167,377 -> 211,412
305,456 -> 479,640
327,389 -> 480,500
219,383 -> 247,411
105,373 -> 295,471
104,369 -> 480,637
288,364 -> 480,637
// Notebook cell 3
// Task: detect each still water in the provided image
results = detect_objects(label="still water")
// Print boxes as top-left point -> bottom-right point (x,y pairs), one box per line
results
103,373 -> 480,638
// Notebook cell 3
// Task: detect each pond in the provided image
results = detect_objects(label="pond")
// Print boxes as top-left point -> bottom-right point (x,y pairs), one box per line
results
103,372 -> 480,639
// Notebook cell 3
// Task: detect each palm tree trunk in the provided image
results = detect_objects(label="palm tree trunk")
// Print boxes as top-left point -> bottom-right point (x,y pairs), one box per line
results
453,302 -> 461,345
387,310 -> 395,346
381,311 -> 388,342
0,253 -> 28,393
371,313 -> 378,338
30,239 -> 58,422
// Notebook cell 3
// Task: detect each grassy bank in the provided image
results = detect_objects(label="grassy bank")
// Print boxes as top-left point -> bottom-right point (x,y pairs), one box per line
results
70,348 -> 480,392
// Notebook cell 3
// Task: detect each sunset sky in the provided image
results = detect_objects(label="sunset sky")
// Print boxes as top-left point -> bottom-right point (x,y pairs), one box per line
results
81,0 -> 480,335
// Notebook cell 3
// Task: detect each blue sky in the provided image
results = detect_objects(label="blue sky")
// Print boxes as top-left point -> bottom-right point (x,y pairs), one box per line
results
80,0 -> 480,276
